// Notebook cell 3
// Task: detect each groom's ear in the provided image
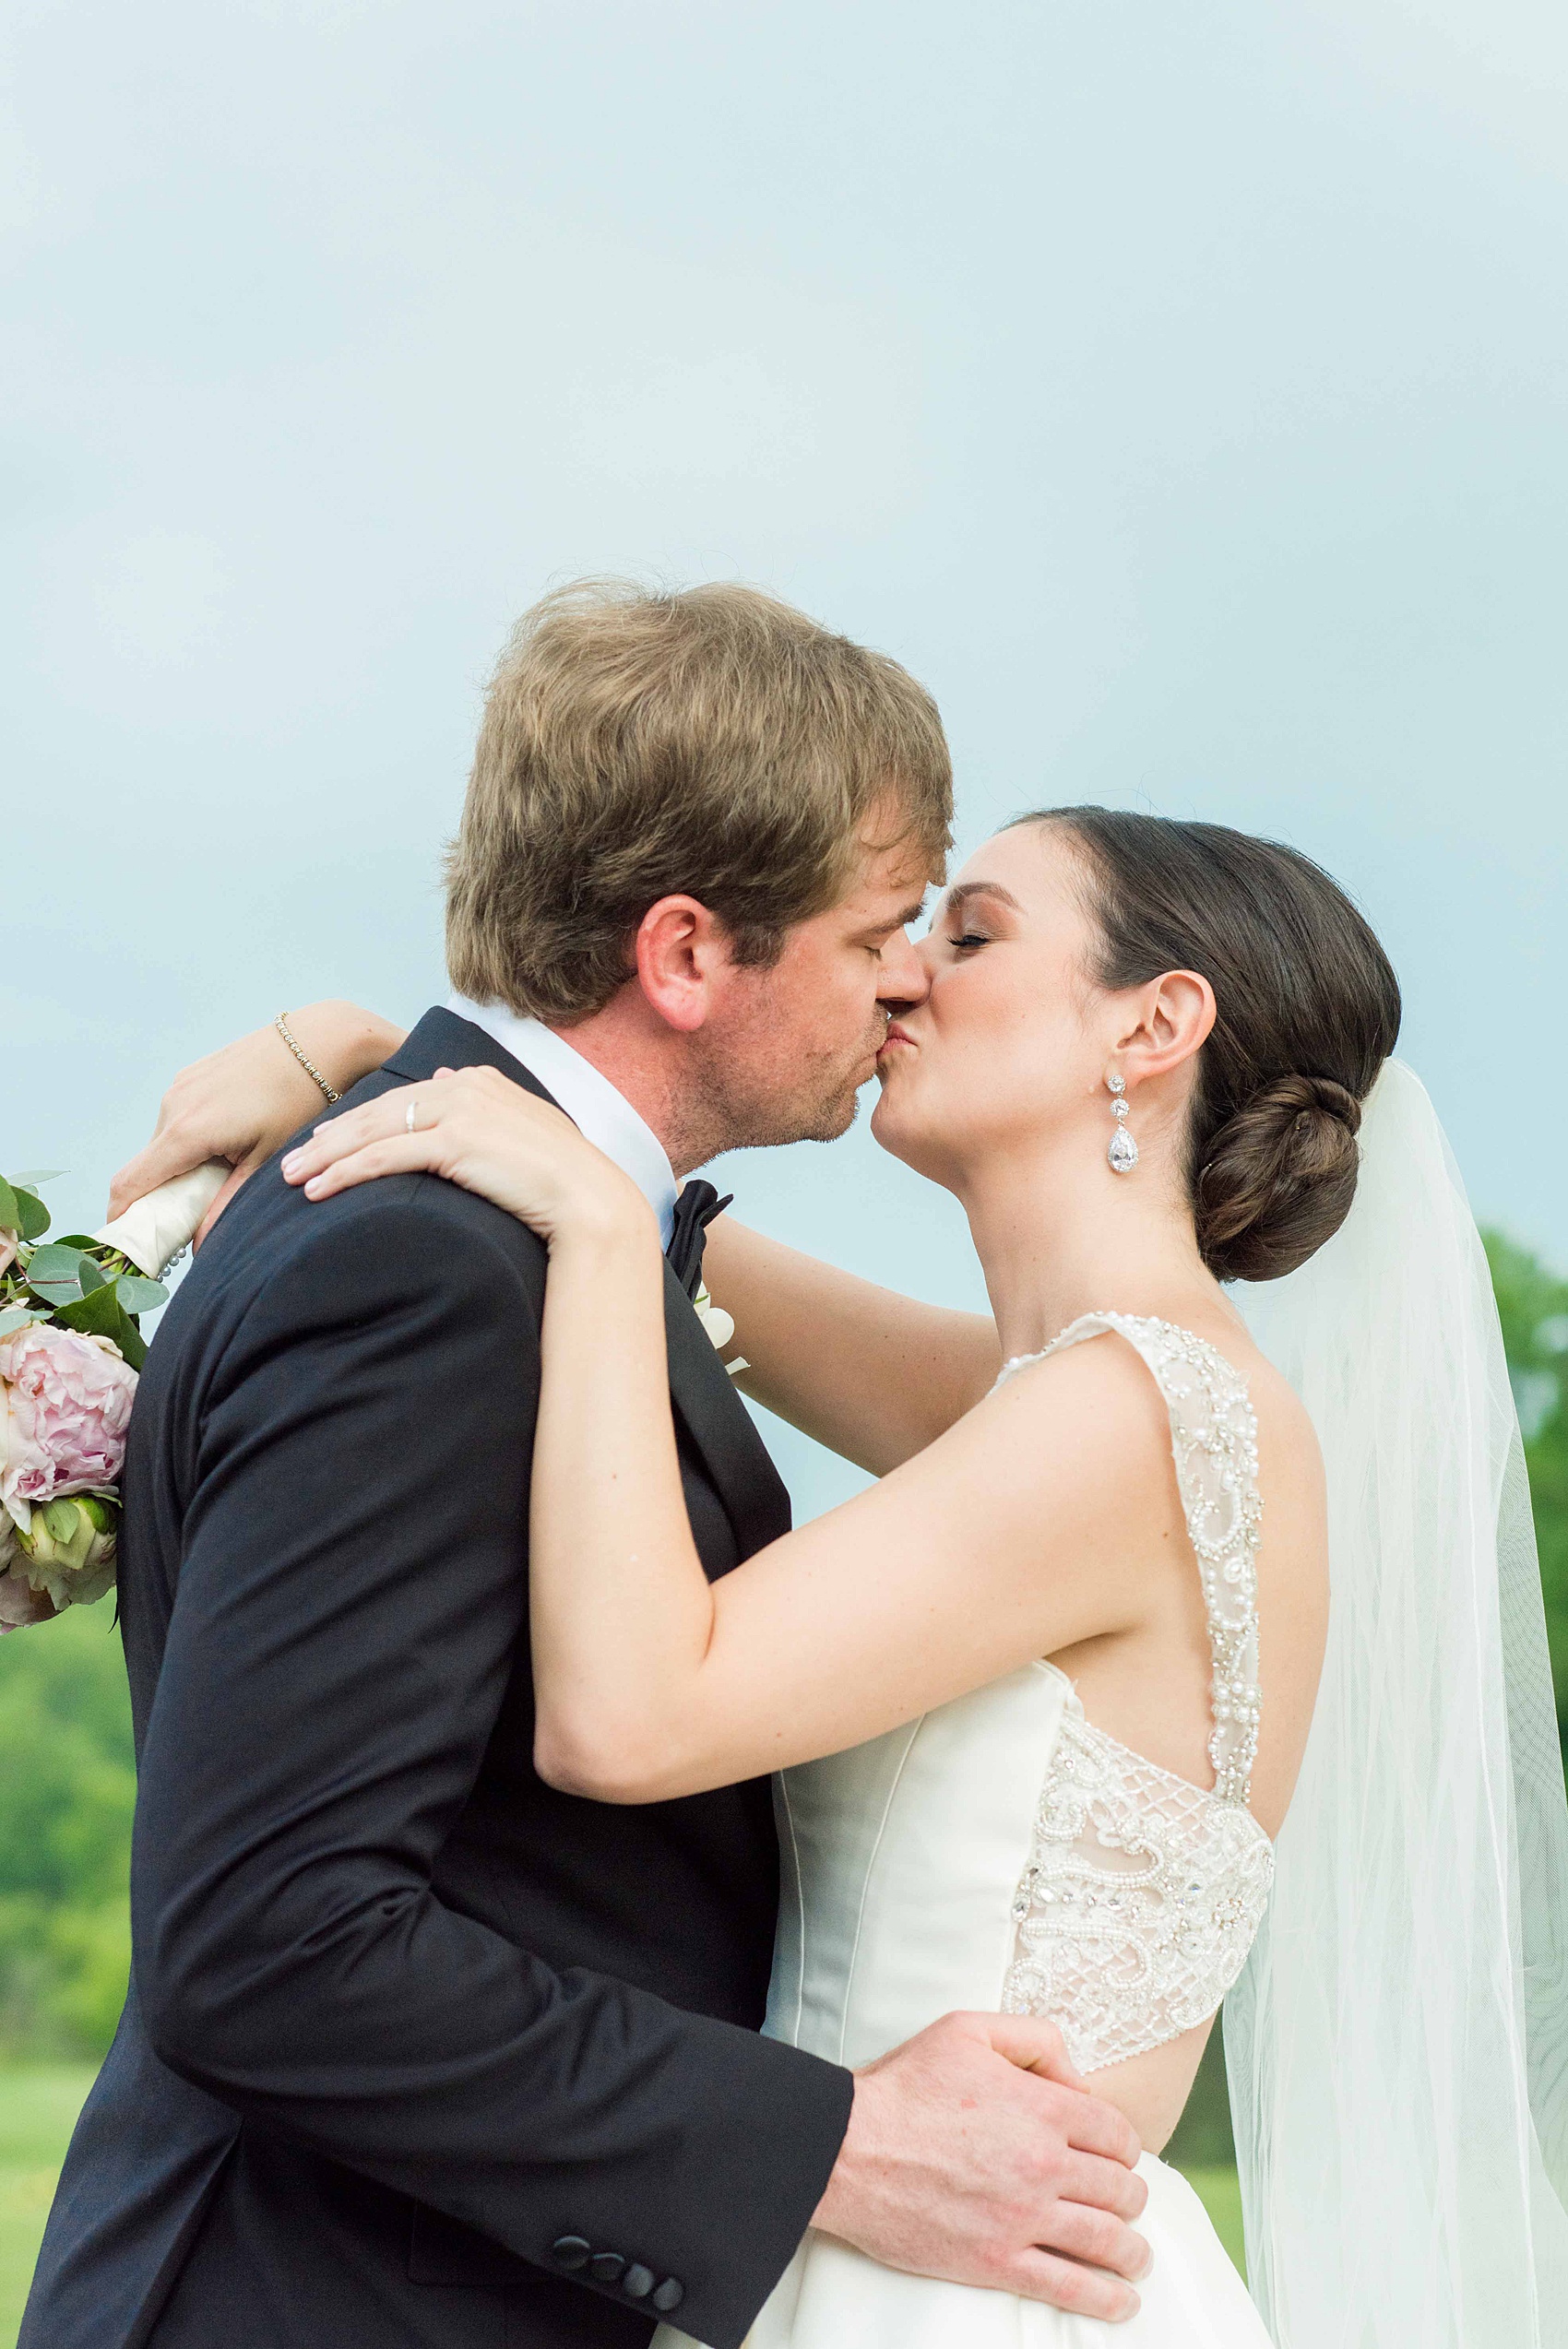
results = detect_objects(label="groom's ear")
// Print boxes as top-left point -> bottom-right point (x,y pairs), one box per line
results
631,895 -> 735,1033
1116,968 -> 1216,1084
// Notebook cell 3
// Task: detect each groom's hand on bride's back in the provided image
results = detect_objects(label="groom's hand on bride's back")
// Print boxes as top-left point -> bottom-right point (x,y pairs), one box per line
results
812,2010 -> 1151,2323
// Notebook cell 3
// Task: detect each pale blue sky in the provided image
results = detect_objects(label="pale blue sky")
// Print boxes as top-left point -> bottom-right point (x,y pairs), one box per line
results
6,1 -> 1565,1515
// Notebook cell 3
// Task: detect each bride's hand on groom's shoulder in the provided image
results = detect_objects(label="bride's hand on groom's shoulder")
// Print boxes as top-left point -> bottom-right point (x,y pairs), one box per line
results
109,1002 -> 404,1240
280,1065 -> 654,1253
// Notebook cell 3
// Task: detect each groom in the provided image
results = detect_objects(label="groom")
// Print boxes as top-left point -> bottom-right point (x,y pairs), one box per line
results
24,582 -> 1149,2348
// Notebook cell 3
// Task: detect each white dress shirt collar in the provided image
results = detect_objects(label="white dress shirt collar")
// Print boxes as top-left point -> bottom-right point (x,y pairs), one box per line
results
445,994 -> 679,1248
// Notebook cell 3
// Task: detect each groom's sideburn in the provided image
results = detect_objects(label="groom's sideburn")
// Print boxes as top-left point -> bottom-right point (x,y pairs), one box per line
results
18,1007 -> 853,2349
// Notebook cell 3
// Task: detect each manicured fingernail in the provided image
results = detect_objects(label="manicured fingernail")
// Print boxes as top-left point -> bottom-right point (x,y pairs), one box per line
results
304,1176 -> 327,1198
281,1151 -> 303,1176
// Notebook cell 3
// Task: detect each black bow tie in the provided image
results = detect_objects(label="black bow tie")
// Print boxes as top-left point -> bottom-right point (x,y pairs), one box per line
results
666,1180 -> 732,1299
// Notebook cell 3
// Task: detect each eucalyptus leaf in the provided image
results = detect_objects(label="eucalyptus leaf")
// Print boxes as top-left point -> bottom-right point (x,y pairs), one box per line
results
77,1255 -> 109,1294
24,1243 -> 89,1306
11,1171 -> 63,1185
113,1274 -> 168,1316
14,1188 -> 52,1240
30,1243 -> 90,1270
1,1180 -> 53,1240
0,1307 -> 37,1339
54,1284 -> 130,1347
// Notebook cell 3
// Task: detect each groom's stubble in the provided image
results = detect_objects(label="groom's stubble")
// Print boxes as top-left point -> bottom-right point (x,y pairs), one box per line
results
668,831 -> 934,1170
682,1009 -> 882,1159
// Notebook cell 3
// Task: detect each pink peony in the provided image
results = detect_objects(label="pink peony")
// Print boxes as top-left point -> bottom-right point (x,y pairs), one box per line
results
0,1322 -> 137,1524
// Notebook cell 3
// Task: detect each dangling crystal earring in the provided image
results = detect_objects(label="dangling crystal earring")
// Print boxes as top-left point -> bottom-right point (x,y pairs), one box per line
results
1106,1074 -> 1138,1174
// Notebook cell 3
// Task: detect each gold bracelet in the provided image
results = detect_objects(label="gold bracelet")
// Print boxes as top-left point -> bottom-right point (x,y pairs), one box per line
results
274,1014 -> 342,1105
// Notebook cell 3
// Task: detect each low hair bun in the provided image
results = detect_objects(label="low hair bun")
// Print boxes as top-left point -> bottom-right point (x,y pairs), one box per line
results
1025,810 -> 1401,1283
1196,1074 -> 1363,1283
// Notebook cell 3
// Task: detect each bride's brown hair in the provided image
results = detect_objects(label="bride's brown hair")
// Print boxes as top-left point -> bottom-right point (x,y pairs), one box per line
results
1018,808 -> 1402,1282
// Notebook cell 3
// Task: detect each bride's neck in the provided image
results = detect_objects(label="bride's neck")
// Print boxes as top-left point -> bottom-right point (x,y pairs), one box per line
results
956,1138 -> 1221,1362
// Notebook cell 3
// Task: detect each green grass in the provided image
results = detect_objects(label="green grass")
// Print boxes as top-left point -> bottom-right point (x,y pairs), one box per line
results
0,2067 -> 95,2349
1175,2161 -> 1246,2277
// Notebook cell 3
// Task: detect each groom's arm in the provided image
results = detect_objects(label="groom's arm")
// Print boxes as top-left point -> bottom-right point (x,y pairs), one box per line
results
131,1181 -> 851,2349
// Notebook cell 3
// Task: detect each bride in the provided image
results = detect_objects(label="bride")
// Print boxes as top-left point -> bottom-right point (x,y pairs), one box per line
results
128,807 -> 1568,2345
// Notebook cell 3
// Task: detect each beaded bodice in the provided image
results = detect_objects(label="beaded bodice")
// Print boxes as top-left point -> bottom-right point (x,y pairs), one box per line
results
994,1313 -> 1275,2071
758,1312 -> 1276,2094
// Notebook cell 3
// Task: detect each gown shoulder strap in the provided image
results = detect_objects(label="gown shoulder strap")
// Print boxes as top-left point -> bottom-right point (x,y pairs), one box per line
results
1001,1312 -> 1265,1804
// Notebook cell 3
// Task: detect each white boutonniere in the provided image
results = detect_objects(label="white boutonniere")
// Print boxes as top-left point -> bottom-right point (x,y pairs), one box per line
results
693,1281 -> 748,1377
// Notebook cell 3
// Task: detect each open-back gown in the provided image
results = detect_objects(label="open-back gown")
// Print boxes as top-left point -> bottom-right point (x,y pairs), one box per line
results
660,1313 -> 1280,2347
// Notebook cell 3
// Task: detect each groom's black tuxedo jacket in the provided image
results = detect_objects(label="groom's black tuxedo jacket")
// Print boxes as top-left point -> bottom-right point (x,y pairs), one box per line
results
21,1010 -> 852,2349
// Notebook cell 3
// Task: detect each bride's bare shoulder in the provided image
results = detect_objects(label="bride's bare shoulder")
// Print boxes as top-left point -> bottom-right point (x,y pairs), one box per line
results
964,1323 -> 1195,1524
980,1323 -> 1178,1447
979,1314 -> 1328,1563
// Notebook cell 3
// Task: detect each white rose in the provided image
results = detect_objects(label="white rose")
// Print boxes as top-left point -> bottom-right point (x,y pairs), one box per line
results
17,1493 -> 119,1612
693,1283 -> 747,1378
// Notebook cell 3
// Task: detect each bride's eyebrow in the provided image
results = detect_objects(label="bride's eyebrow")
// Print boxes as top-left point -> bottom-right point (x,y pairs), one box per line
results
940,881 -> 1024,923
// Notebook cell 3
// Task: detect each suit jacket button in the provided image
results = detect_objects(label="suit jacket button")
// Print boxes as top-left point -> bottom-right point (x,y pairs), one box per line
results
622,2263 -> 655,2299
651,2278 -> 685,2314
589,2252 -> 627,2284
551,2236 -> 592,2271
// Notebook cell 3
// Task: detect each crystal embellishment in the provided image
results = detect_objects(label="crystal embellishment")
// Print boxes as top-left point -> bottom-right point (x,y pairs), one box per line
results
1105,1073 -> 1137,1173
992,1313 -> 1273,2071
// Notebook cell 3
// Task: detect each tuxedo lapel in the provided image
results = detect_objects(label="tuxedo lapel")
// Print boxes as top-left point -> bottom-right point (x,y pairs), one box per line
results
382,1008 -> 792,1561
660,1259 -> 791,1558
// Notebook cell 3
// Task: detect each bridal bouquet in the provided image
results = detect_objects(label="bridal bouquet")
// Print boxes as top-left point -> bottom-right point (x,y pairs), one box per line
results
0,1161 -> 225,1631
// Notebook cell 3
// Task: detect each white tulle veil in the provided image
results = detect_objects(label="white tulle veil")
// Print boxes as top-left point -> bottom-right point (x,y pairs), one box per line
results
1226,1058 -> 1568,2345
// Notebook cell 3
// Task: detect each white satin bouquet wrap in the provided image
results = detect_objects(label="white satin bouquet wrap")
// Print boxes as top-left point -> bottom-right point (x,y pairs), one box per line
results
0,1159 -> 228,1630
1228,1062 -> 1568,2346
92,1158 -> 229,1279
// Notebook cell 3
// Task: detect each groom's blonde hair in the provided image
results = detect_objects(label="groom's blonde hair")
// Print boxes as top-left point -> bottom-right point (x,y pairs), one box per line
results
445,579 -> 952,1021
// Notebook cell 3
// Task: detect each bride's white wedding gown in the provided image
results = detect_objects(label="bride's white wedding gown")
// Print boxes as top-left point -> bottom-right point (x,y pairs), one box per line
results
660,1313 -> 1280,2348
